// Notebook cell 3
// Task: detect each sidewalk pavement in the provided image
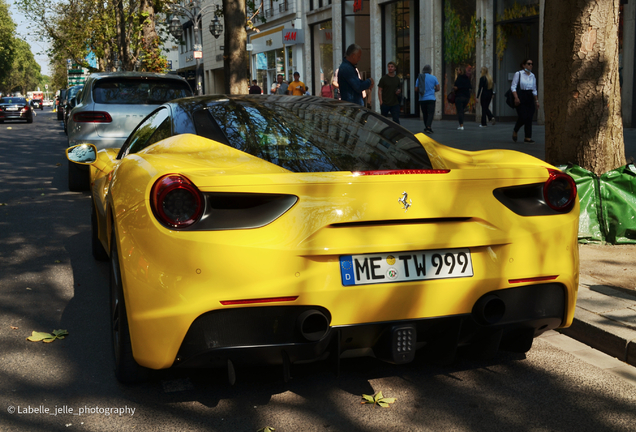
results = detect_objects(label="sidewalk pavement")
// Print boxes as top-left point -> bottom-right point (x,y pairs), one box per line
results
398,117 -> 636,367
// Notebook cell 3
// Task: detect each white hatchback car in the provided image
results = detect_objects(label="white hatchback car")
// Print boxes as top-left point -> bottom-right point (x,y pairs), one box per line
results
67,72 -> 193,190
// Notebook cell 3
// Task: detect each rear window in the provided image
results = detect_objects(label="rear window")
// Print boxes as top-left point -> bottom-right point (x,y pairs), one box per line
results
93,78 -> 192,105
1,98 -> 27,104
194,99 -> 432,173
68,86 -> 83,99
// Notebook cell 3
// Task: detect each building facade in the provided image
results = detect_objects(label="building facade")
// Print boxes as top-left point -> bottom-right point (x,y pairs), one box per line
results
199,0 -> 636,127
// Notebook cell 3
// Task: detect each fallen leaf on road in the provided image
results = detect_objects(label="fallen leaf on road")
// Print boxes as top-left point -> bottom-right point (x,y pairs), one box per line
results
361,391 -> 396,408
257,427 -> 275,432
27,329 -> 69,343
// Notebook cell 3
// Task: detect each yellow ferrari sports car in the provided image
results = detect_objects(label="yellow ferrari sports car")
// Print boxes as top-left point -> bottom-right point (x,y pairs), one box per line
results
66,95 -> 579,384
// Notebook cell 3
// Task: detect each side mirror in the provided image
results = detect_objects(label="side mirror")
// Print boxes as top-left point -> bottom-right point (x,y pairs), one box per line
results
66,144 -> 97,164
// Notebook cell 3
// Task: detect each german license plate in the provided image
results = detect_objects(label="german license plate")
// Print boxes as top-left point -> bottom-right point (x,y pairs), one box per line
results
340,248 -> 473,286
6,107 -> 18,111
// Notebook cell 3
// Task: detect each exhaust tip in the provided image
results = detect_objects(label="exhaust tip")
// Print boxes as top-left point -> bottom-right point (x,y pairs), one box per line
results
297,310 -> 330,341
473,294 -> 506,325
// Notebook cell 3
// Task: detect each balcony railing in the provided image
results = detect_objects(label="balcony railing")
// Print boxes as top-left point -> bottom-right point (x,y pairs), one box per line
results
264,8 -> 274,17
279,1 -> 289,13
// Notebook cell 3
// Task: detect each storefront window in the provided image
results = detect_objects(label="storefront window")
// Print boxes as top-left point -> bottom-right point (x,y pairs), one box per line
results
443,0 -> 476,116
312,21 -> 334,96
254,48 -> 284,94
384,1 -> 412,116
494,0 -> 539,118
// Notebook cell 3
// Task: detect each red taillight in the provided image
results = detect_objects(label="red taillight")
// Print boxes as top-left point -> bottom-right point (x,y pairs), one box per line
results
72,111 -> 113,123
543,169 -> 577,212
220,296 -> 299,305
353,169 -> 450,175
22,105 -> 30,112
151,174 -> 204,229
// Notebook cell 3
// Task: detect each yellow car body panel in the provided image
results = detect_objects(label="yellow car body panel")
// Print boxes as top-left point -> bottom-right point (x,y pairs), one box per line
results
88,134 -> 579,370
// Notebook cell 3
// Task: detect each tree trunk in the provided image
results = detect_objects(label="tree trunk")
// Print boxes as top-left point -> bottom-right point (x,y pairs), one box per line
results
223,0 -> 248,94
140,0 -> 157,54
543,0 -> 625,175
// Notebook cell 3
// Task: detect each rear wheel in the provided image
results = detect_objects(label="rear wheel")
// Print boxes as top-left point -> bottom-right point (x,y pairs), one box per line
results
68,160 -> 89,191
91,203 -> 108,261
110,231 -> 150,384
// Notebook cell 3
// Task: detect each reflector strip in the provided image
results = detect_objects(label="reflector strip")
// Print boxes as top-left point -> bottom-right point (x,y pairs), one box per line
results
509,275 -> 558,284
220,296 -> 299,305
353,169 -> 450,176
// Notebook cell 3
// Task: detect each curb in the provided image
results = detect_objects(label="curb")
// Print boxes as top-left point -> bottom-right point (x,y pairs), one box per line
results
559,309 -> 636,367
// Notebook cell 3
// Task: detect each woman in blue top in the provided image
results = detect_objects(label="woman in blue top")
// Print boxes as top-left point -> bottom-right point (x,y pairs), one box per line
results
415,65 -> 440,133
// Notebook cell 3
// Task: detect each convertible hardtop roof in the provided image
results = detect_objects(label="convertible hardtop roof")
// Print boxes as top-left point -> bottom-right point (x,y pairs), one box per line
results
169,94 -> 363,109
86,71 -> 189,82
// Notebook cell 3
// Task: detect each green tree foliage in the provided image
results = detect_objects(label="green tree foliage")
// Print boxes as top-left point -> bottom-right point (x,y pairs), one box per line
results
16,0 -> 169,73
0,0 -> 17,86
443,1 -> 476,66
2,39 -> 42,95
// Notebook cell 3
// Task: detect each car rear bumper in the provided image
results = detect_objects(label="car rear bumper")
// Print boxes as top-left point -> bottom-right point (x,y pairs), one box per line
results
172,283 -> 566,369
0,112 -> 32,120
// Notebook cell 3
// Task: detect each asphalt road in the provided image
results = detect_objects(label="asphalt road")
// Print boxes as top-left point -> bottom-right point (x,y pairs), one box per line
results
1,110 -> 636,432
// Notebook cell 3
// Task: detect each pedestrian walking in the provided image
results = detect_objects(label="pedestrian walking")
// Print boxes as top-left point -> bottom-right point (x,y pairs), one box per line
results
249,79 -> 262,94
337,44 -> 374,106
271,74 -> 289,95
320,80 -> 334,98
289,72 -> 307,96
477,67 -> 495,127
511,59 -> 539,143
332,69 -> 340,100
378,61 -> 402,124
453,66 -> 472,130
415,65 -> 440,133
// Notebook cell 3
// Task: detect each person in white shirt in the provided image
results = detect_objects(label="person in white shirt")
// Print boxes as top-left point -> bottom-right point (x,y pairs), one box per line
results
511,59 -> 539,143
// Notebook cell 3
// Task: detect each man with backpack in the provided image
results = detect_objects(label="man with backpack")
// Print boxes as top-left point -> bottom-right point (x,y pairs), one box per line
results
415,65 -> 440,133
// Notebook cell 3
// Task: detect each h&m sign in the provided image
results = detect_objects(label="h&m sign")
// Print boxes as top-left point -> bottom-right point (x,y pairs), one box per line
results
282,28 -> 304,45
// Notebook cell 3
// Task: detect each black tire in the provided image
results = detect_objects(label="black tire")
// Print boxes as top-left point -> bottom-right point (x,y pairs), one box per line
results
68,160 -> 89,192
91,203 -> 109,261
110,231 -> 150,384
27,117 -> 33,124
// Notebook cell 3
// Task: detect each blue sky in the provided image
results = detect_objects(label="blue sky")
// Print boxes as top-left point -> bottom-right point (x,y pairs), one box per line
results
7,0 -> 51,75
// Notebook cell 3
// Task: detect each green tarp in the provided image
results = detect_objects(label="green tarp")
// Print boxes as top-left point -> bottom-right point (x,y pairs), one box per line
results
561,164 -> 636,244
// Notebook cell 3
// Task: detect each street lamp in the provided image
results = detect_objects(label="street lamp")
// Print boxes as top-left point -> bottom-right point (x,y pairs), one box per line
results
209,5 -> 223,39
168,1 -> 223,95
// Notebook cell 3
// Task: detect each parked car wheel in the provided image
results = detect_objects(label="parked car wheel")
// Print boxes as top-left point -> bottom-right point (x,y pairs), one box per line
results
68,160 -> 89,191
91,203 -> 108,261
110,231 -> 150,384
27,117 -> 33,124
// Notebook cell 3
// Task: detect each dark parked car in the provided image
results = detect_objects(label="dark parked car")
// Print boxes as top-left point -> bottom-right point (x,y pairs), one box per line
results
0,97 -> 34,123
63,85 -> 84,134
57,89 -> 67,120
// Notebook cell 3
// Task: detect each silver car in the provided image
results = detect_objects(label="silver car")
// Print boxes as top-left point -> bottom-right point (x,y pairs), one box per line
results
66,72 -> 193,191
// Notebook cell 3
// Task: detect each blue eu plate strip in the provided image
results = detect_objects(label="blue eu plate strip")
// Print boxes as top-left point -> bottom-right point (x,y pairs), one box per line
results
340,256 -> 355,286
